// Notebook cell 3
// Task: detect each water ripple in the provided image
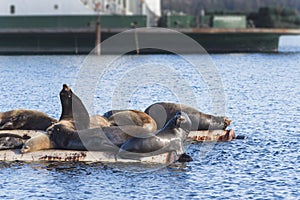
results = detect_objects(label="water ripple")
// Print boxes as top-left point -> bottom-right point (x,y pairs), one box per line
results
0,51 -> 299,199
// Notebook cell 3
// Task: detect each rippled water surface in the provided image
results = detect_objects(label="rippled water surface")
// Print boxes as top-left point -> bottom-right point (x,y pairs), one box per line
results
0,37 -> 299,199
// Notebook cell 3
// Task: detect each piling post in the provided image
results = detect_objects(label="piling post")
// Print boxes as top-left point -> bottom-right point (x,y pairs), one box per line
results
96,14 -> 101,55
133,22 -> 140,54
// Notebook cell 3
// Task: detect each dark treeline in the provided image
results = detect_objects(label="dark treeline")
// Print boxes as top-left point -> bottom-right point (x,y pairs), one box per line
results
162,0 -> 300,15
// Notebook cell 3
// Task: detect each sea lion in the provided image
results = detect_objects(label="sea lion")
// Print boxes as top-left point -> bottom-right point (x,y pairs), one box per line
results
0,109 -> 57,130
144,102 -> 231,131
0,133 -> 28,150
103,110 -> 157,132
89,114 -> 110,128
118,112 -> 192,160
59,84 -> 90,130
21,132 -> 55,153
47,120 -> 119,152
28,84 -> 112,153
47,119 -> 153,152
20,119 -> 74,153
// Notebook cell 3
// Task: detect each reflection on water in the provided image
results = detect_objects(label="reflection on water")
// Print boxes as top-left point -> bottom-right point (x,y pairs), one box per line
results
279,35 -> 300,52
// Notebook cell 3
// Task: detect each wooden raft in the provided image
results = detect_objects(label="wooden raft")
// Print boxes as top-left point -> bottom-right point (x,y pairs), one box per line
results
0,149 -> 179,164
0,129 -> 235,163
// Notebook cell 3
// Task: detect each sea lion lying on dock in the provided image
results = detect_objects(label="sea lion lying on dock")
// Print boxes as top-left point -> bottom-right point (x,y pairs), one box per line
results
21,132 -> 55,153
103,110 -> 157,132
17,128 -> 240,153
144,102 -> 231,131
0,133 -> 30,150
47,119 -> 153,152
118,112 -> 192,160
0,109 -> 57,130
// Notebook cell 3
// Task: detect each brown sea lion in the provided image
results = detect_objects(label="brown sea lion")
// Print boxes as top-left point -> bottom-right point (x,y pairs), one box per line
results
103,110 -> 157,132
144,102 -> 231,131
59,84 -> 90,130
47,119 -> 153,152
0,109 -> 57,130
20,119 -> 74,153
118,112 -> 192,160
89,114 -> 110,128
21,132 -> 55,153
28,84 -> 112,153
20,83 -> 90,153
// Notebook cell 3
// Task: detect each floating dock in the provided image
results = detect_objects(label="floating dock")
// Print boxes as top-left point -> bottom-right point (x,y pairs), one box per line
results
0,129 -> 235,163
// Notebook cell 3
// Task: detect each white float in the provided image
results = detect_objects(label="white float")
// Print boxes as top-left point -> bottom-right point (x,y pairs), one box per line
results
0,129 -> 235,163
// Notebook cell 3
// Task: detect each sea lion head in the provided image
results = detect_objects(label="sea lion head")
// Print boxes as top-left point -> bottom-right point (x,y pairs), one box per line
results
224,117 -> 231,127
47,120 -> 75,136
165,112 -> 192,134
47,120 -> 75,148
60,84 -> 72,101
21,133 -> 53,153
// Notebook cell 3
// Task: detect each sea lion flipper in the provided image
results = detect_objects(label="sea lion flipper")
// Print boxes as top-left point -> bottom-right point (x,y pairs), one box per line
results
177,153 -> 193,162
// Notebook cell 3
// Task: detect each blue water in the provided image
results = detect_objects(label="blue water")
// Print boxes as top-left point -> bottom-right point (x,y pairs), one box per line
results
0,36 -> 299,199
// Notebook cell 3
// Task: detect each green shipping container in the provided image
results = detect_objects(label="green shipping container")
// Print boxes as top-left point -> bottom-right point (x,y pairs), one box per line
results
213,15 -> 246,28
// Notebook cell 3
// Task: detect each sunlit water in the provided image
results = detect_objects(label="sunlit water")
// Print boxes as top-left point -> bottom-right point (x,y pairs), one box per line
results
0,36 -> 299,199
